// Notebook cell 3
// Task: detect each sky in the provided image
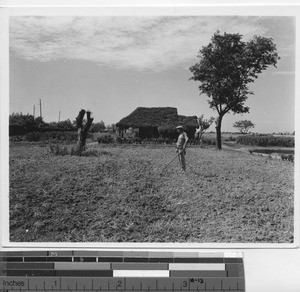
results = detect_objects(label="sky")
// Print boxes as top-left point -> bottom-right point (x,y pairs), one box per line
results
9,15 -> 295,133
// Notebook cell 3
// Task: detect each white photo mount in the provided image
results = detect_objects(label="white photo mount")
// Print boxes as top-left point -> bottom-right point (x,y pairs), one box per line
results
0,1 -> 299,250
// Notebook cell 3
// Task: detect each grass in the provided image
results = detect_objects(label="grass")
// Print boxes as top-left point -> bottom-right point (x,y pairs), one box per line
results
9,142 -> 294,243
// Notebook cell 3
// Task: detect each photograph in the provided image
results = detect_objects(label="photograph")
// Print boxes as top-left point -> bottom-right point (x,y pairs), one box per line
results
7,12 -> 295,243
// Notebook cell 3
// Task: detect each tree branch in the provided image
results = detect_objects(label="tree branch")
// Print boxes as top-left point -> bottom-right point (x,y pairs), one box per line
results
76,109 -> 85,129
83,111 -> 94,134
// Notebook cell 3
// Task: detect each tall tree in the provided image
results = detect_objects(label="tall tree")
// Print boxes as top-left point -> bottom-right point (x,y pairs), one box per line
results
189,31 -> 279,149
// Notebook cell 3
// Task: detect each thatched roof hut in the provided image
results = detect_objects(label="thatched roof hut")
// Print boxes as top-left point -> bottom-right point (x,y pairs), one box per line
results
116,107 -> 198,139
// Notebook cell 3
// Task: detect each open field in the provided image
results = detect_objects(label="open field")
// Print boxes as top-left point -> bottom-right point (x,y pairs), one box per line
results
9,142 -> 294,243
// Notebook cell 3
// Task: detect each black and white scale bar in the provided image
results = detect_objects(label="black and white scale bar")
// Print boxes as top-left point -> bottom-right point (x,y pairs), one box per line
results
0,276 -> 245,290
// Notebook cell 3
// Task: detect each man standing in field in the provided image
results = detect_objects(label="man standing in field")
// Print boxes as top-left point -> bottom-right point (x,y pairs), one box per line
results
176,126 -> 189,173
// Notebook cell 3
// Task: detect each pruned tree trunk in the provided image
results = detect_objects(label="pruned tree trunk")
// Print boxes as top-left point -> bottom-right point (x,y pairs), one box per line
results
76,109 -> 93,154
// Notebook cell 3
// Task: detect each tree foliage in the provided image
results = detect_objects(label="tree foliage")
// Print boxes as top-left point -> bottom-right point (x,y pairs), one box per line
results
9,113 -> 47,135
190,31 -> 279,149
90,120 -> 105,133
106,123 -> 117,132
49,119 -> 74,130
195,115 -> 214,147
197,115 -> 214,132
10,113 -> 36,128
233,120 -> 255,134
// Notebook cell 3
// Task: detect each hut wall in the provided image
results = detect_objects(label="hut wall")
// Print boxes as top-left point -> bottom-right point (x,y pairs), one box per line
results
185,127 -> 198,140
159,126 -> 197,140
138,126 -> 160,139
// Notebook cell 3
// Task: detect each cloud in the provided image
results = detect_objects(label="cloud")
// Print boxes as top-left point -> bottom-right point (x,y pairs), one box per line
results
9,16 -> 288,71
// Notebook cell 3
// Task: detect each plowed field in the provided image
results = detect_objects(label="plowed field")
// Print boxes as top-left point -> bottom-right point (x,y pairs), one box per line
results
9,143 -> 294,243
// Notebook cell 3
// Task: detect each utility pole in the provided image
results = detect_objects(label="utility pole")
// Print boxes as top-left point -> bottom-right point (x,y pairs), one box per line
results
59,110 -> 61,122
33,105 -> 35,118
39,98 -> 42,118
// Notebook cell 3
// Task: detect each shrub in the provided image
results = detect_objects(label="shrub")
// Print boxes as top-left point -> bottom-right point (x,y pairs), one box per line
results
42,131 -> 78,142
149,138 -> 158,144
237,135 -> 294,147
202,136 -> 216,145
49,144 -> 70,156
126,137 -> 134,144
134,137 -> 142,144
21,131 -> 78,142
10,125 -> 27,136
116,136 -> 123,143
10,136 -> 23,142
9,113 -> 36,133
227,136 -> 237,142
164,137 -> 172,144
188,138 -> 199,145
97,134 -> 114,144
49,120 -> 74,130
156,137 -> 165,144
49,144 -> 114,157
25,132 -> 42,142
90,121 -> 105,133
49,144 -> 95,156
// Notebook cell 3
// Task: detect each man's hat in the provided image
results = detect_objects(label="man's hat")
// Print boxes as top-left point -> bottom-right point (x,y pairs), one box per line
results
176,125 -> 184,129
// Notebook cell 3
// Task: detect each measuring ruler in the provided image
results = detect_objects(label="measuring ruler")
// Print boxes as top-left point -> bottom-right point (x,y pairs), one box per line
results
0,251 -> 245,291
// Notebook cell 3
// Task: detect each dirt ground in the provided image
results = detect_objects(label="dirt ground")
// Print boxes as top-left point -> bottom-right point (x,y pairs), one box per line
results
9,142 -> 294,243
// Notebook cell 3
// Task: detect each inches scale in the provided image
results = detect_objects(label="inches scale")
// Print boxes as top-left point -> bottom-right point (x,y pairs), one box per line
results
0,251 -> 245,292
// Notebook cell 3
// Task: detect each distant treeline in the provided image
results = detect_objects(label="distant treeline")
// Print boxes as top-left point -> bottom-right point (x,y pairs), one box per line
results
10,130 -> 295,148
9,113 -> 109,136
10,125 -> 75,136
9,113 -> 75,136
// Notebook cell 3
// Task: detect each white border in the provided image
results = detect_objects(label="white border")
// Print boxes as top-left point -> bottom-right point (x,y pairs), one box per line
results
1,0 -> 300,7
1,4 -> 299,250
